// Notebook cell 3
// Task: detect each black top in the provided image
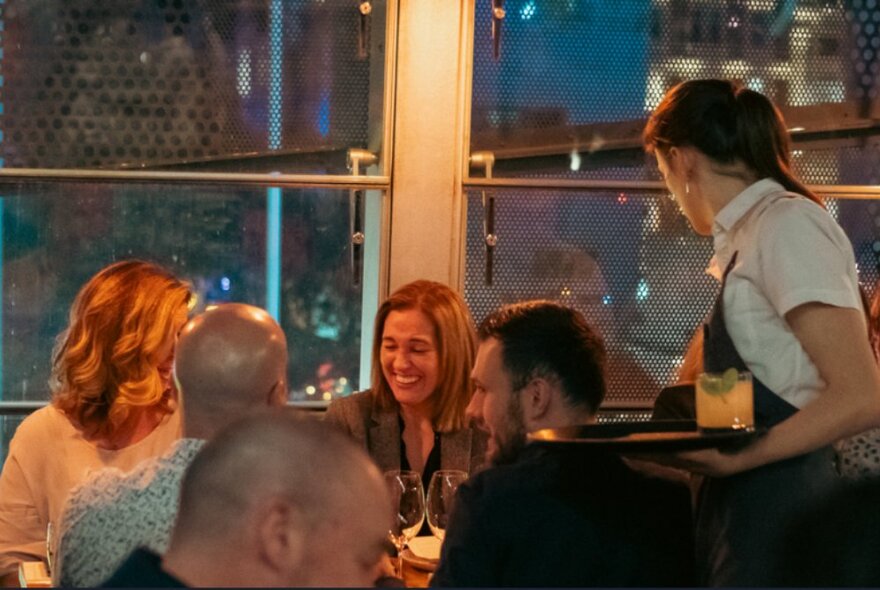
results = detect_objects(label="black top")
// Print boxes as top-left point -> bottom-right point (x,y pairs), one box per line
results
431,444 -> 695,587
399,415 -> 441,537
101,548 -> 186,587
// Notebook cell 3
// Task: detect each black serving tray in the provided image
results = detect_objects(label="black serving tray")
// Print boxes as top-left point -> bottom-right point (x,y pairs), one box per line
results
527,419 -> 762,452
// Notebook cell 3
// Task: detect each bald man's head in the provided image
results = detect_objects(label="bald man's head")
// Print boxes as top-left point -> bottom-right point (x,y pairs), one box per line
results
165,411 -> 391,588
173,303 -> 288,438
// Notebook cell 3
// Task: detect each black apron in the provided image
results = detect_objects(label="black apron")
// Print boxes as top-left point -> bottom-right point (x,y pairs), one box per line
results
696,251 -> 839,587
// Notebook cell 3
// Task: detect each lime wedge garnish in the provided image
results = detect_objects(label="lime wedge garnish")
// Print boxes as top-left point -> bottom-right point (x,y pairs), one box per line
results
699,368 -> 738,396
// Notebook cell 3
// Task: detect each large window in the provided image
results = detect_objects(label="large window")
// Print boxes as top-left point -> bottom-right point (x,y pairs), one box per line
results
3,1 -> 880,455
0,0 -> 393,457
464,0 -> 880,410
0,0 -> 389,175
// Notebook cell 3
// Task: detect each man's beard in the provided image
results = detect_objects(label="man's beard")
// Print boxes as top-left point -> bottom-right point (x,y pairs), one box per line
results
489,391 -> 527,467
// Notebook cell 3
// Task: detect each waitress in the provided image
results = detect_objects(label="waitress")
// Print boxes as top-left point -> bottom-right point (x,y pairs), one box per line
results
643,79 -> 880,586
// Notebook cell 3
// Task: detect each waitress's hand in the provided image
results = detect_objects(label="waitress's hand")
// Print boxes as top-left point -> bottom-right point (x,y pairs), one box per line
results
665,447 -> 754,477
627,441 -> 758,478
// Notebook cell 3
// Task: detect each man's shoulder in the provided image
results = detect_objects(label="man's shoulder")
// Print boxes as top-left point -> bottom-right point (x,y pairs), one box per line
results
459,447 -> 549,501
101,548 -> 186,588
57,441 -> 203,587
65,440 -> 202,527
465,445 -> 688,503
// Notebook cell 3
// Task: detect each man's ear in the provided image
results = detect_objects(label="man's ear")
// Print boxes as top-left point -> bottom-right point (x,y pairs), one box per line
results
521,378 -> 553,425
255,497 -> 306,575
267,379 -> 288,407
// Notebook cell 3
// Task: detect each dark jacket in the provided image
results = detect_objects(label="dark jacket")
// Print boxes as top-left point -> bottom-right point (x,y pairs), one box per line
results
324,390 -> 487,475
432,444 -> 695,587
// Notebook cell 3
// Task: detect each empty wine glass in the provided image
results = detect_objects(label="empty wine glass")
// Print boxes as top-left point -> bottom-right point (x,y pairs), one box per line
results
46,521 -> 54,577
425,469 -> 467,541
383,470 -> 425,576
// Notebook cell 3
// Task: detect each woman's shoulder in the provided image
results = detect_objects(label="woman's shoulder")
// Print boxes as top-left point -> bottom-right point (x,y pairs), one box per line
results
325,390 -> 377,424
749,194 -> 854,263
5,405 -> 77,471
758,193 -> 842,234
11,404 -> 73,444
324,390 -> 382,441
441,422 -> 489,474
328,389 -> 376,411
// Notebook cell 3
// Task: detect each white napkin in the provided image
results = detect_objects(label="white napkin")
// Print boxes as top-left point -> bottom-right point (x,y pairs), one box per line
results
407,536 -> 441,561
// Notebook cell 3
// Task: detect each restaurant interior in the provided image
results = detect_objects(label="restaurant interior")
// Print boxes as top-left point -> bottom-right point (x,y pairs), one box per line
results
0,0 -> 879,585
3,0 -> 877,432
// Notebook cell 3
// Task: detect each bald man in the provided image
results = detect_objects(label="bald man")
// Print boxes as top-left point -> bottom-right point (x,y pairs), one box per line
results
53,303 -> 288,587
102,412 -> 392,587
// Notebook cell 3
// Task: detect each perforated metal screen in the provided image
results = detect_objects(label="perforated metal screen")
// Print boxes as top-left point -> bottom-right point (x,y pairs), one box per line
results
0,0 -> 386,173
469,0 -> 880,184
464,190 -> 880,405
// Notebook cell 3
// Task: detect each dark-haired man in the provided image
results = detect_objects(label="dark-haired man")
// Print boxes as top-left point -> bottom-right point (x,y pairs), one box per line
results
432,300 -> 693,587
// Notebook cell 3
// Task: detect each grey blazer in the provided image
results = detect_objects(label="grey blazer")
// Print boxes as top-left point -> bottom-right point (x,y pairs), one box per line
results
324,390 -> 488,476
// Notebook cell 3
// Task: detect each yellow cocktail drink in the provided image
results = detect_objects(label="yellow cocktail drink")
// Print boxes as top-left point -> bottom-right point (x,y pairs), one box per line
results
696,369 -> 754,432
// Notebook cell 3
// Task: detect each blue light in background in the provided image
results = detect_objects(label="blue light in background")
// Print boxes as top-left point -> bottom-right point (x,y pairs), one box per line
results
266,187 -> 282,321
220,276 -> 231,292
602,294 -> 612,306
317,92 -> 330,137
636,278 -> 650,301
520,1 -> 536,20
265,0 -> 283,323
0,0 -> 5,400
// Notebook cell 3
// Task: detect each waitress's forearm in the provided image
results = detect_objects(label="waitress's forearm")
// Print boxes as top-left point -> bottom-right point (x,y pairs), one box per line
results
738,303 -> 880,468
738,382 -> 880,470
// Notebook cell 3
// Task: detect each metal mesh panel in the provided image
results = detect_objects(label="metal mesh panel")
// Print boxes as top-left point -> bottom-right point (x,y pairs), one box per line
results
597,410 -> 654,424
464,189 -> 880,406
0,181 -> 364,403
0,0 -> 385,173
470,0 -> 880,184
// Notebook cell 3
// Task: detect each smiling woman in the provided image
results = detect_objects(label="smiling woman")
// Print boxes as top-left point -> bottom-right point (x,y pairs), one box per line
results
325,280 -> 487,499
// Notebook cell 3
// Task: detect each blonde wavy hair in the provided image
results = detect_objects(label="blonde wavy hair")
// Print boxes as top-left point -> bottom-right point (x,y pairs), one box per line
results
371,280 -> 476,432
51,260 -> 192,440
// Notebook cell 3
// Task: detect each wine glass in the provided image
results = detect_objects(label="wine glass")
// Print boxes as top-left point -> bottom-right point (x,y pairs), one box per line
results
425,470 -> 468,541
383,470 -> 425,576
46,521 -> 54,577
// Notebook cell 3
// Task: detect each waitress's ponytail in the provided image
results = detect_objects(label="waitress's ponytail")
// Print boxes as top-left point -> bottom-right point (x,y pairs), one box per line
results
733,87 -> 823,207
645,79 -> 823,208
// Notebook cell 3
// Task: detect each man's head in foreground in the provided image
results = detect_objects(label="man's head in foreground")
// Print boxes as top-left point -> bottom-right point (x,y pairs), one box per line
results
162,412 -> 392,587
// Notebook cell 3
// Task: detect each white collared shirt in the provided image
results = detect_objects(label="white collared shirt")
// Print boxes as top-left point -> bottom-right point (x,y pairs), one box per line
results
709,178 -> 864,409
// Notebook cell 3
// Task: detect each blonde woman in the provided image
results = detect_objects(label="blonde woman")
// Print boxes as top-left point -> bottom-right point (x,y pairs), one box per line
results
0,260 -> 192,581
326,280 -> 487,493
